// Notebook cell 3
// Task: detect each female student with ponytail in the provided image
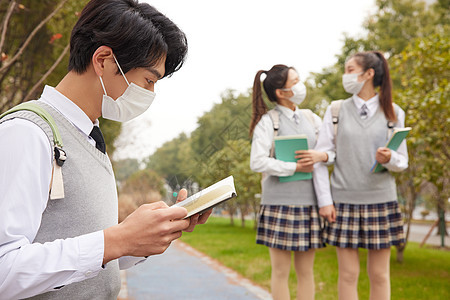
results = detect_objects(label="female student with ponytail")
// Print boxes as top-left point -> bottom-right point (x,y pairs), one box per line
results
249,64 -> 336,300
316,51 -> 408,300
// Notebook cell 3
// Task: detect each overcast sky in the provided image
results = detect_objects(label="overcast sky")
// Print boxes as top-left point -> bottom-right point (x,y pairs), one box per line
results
113,0 -> 376,161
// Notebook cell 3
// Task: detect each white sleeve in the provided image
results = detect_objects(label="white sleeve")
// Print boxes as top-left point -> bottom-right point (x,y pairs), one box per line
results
314,106 -> 336,164
0,119 -> 105,299
250,115 -> 296,176
311,111 -> 333,207
312,163 -> 333,207
382,108 -> 409,172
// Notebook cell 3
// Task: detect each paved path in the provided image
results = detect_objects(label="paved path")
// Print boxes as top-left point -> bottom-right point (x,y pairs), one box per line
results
407,223 -> 450,246
118,222 -> 448,300
120,240 -> 271,300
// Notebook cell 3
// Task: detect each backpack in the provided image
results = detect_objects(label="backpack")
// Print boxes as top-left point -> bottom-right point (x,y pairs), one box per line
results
267,108 -> 317,158
0,102 -> 66,199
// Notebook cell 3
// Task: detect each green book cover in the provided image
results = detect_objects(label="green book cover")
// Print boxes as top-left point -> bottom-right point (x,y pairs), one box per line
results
274,134 -> 312,182
371,127 -> 411,173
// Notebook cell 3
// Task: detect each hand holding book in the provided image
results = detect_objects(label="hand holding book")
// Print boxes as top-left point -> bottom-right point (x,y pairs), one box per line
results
375,147 -> 392,164
175,188 -> 212,231
371,127 -> 411,173
172,176 -> 237,218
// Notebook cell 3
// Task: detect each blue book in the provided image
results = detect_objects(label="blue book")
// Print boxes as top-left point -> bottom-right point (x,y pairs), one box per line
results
274,134 -> 312,182
371,127 -> 411,173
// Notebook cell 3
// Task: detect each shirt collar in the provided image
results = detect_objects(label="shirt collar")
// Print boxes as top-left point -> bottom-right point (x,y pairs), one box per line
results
276,104 -> 298,119
39,85 -> 97,136
352,93 -> 379,110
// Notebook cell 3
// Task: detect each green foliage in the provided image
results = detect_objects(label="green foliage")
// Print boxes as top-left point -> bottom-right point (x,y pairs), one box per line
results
390,31 -> 450,204
112,158 -> 140,183
0,1 -> 121,158
198,139 -> 261,225
146,132 -> 195,190
121,168 -> 166,206
181,217 -> 450,300
308,0 -> 448,104
190,90 -> 252,163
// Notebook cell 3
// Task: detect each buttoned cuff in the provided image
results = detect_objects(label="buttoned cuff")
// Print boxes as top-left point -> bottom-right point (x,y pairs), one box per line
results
72,230 -> 104,282
381,150 -> 405,172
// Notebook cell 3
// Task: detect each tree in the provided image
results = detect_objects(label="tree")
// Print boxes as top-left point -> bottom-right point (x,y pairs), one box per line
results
121,169 -> 166,207
391,31 -> 449,249
112,158 -> 140,183
146,132 -> 196,191
198,139 -> 261,227
0,0 -> 122,157
190,89 -> 252,167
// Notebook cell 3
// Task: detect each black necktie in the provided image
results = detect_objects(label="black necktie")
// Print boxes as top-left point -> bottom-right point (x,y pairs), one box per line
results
90,126 -> 106,154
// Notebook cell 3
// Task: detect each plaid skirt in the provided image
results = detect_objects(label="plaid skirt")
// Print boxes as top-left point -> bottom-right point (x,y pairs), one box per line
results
323,201 -> 405,249
256,205 -> 325,251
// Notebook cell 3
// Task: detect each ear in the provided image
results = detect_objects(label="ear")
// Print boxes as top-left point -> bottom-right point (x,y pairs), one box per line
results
92,46 -> 114,77
275,88 -> 284,100
365,68 -> 375,80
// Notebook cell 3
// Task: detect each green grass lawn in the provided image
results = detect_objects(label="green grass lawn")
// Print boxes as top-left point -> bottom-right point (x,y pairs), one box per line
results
180,216 -> 450,300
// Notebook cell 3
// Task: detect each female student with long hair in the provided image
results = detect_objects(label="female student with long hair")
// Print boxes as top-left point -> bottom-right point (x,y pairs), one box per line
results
316,51 -> 408,300
249,64 -> 336,300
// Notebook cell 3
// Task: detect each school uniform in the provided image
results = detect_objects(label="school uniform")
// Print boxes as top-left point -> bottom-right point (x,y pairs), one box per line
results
250,104 -> 332,251
315,94 -> 407,249
0,86 -> 145,299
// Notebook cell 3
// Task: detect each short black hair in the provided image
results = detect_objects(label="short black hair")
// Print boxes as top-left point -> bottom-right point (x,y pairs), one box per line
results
68,0 -> 187,78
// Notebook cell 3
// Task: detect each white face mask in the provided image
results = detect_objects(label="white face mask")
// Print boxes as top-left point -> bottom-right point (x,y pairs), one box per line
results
100,55 -> 156,122
282,81 -> 307,105
342,72 -> 365,95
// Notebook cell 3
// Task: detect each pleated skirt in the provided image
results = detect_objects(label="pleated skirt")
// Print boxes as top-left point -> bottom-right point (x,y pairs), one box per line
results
323,201 -> 405,249
256,205 -> 325,251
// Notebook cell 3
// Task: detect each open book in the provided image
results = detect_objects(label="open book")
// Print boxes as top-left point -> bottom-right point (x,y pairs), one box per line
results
172,175 -> 237,218
274,134 -> 312,182
371,127 -> 411,173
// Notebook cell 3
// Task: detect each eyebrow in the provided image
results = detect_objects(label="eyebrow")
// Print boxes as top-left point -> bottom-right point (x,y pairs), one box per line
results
145,67 -> 163,80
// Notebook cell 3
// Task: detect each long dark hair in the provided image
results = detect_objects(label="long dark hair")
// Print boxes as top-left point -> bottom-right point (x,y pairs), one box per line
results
249,64 -> 292,137
351,51 -> 396,122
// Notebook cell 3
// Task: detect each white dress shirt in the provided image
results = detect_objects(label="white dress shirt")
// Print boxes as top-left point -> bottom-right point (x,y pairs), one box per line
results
0,86 -> 144,299
250,104 -> 333,208
313,94 -> 409,206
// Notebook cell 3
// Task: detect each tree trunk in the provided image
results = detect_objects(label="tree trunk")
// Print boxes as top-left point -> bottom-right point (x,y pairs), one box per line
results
396,245 -> 405,263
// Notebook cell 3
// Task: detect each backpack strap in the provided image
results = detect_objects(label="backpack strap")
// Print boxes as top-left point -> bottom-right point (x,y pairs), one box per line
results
0,102 -> 66,200
267,109 -> 280,158
330,100 -> 343,137
387,103 -> 400,139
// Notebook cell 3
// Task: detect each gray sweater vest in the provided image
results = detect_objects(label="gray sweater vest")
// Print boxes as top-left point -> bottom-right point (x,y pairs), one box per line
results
331,98 -> 398,204
261,108 -> 317,206
2,101 -> 121,299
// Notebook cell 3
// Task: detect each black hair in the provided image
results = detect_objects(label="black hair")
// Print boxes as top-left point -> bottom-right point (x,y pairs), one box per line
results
68,0 -> 187,78
351,51 -> 396,122
249,64 -> 293,136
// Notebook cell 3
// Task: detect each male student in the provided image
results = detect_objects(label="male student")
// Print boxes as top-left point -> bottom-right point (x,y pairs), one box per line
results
0,0 -> 211,298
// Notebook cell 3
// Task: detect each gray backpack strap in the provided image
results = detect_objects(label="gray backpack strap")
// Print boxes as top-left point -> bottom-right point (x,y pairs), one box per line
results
299,109 -> 318,138
267,109 -> 280,158
330,100 -> 343,137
